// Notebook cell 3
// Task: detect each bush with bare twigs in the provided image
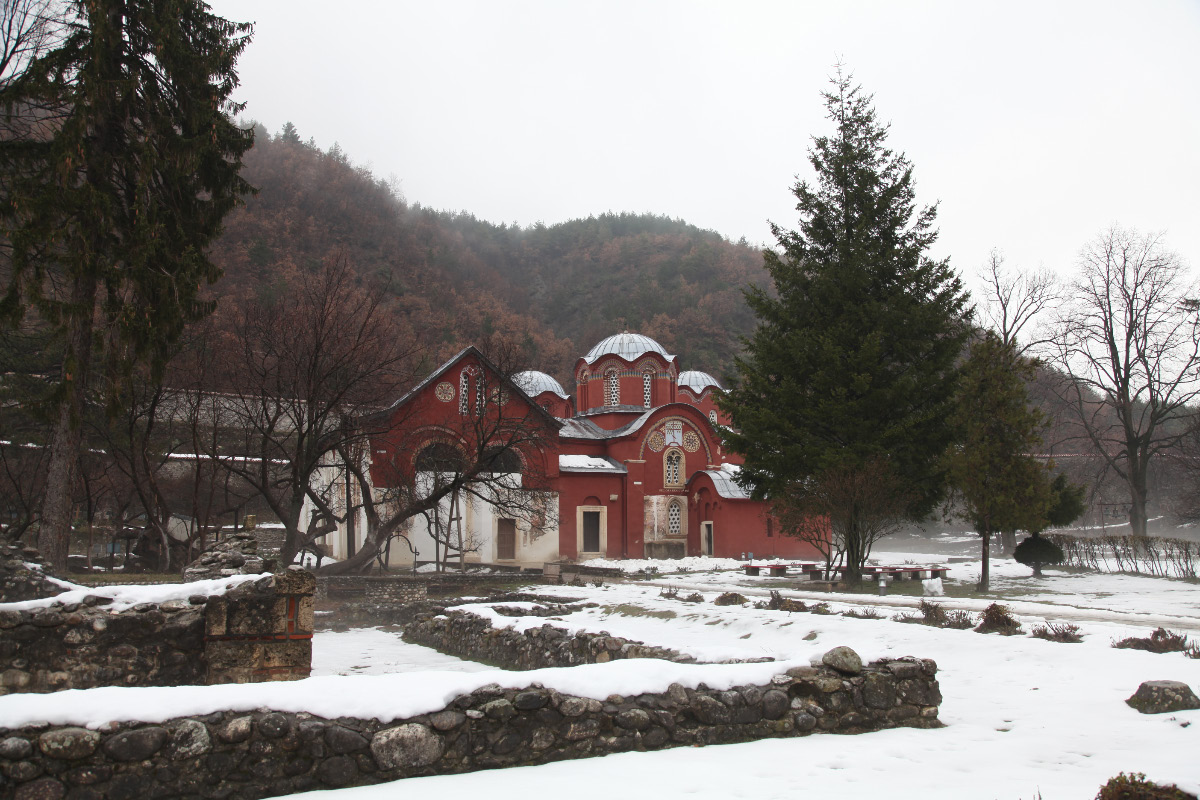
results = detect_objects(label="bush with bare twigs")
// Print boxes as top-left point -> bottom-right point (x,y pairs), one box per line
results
975,603 -> 1023,635
1112,628 -> 1192,654
1032,622 -> 1083,643
713,591 -> 748,606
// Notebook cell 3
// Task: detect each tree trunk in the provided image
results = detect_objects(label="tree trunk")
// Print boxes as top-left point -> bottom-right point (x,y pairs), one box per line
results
1128,468 -> 1148,537
37,275 -> 98,571
1000,529 -> 1017,556
978,528 -> 991,592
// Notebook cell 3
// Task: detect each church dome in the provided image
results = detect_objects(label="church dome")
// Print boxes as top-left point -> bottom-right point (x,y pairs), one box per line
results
582,332 -> 675,365
678,370 -> 722,394
513,370 -> 569,398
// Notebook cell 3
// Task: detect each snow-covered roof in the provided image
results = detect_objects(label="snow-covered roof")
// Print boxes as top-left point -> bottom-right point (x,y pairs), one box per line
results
582,332 -> 675,366
513,370 -> 569,399
558,455 -> 627,474
678,370 -> 723,394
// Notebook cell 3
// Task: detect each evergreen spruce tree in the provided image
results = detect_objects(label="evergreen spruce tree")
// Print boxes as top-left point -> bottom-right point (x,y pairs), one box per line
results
721,69 -> 970,583
949,332 -> 1050,591
0,0 -> 254,567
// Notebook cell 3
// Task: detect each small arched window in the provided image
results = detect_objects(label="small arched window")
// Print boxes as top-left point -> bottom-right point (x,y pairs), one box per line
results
643,370 -> 654,408
604,369 -> 620,407
664,449 -> 683,487
709,410 -> 718,427
668,500 -> 682,535
458,370 -> 471,415
459,367 -> 484,415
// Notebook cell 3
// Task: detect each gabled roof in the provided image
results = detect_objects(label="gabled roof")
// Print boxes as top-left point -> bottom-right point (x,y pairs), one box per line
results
558,403 -> 711,441
366,346 -> 563,430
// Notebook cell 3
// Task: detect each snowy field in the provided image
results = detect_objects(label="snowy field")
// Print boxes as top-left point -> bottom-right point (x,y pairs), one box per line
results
3,549 -> 1199,799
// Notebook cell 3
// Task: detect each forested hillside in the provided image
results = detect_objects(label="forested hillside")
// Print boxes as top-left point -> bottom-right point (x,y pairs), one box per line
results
206,126 -> 769,383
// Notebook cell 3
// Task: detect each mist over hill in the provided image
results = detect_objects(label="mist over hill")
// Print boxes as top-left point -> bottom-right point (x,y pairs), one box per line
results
208,126 -> 771,384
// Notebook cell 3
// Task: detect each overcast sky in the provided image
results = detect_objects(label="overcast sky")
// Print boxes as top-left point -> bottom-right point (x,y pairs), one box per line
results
208,0 -> 1200,297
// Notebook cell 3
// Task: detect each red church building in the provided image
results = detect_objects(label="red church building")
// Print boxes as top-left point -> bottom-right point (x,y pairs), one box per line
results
316,333 -> 818,567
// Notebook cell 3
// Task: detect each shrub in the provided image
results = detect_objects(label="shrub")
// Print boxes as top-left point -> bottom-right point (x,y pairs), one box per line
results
659,587 -> 679,599
713,591 -> 748,606
918,599 -> 949,626
892,611 -> 923,624
1095,772 -> 1197,799
765,590 -> 807,612
1112,627 -> 1192,654
975,603 -> 1023,635
944,609 -> 976,629
809,602 -> 834,615
842,606 -> 882,619
681,592 -> 704,603
1014,532 -> 1065,576
1031,621 -> 1083,643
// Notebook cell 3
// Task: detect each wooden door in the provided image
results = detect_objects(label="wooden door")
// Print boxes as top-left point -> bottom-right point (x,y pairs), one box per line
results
497,518 -> 516,560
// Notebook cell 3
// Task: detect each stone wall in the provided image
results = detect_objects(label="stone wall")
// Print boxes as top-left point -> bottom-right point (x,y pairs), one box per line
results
0,570 -> 315,694
0,543 -> 66,603
404,609 -> 702,668
315,576 -> 428,605
0,655 -> 941,800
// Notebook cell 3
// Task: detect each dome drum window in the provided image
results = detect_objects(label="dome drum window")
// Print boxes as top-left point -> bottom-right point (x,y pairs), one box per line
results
604,369 -> 620,407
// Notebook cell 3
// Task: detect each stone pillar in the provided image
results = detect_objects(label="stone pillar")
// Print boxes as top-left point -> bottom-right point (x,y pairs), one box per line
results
204,569 -> 315,684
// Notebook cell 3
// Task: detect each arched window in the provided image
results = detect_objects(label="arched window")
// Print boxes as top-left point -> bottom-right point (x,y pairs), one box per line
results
482,446 -> 522,474
604,369 -> 620,407
664,449 -> 683,487
475,372 -> 486,414
709,410 -> 718,427
416,442 -> 463,473
643,370 -> 654,408
459,370 -> 470,415
668,500 -> 682,535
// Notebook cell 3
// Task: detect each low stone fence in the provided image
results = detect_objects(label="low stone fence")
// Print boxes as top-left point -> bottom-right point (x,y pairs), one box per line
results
0,656 -> 941,799
314,576 -> 428,605
0,570 -> 315,694
0,543 -> 65,603
405,609 -> 701,668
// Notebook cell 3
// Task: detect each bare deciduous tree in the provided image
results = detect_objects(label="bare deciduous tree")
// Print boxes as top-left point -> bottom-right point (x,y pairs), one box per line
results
979,249 -> 1062,356
0,0 -> 65,87
216,256 -> 417,566
1048,227 -> 1199,538
776,457 -> 909,583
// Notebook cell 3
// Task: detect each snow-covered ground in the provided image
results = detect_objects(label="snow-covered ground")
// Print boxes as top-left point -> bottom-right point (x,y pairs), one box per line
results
3,548 -> 1200,799
282,553 -> 1200,799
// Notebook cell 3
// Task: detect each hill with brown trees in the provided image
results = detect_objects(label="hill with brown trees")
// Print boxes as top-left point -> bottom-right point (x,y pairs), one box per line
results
206,126 -> 770,385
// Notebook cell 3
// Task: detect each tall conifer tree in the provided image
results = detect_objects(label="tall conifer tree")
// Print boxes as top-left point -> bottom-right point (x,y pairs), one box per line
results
0,0 -> 254,567
949,332 -> 1049,592
721,69 -> 970,581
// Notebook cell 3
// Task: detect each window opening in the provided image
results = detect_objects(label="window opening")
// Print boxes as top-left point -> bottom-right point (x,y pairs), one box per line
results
604,369 -> 619,406
643,370 -> 654,408
459,370 -> 470,415
665,449 -> 683,487
709,410 -> 718,427
668,501 -> 682,535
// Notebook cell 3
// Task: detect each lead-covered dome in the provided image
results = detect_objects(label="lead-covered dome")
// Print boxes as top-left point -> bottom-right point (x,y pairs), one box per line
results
513,370 -> 569,398
678,370 -> 722,394
582,332 -> 675,365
